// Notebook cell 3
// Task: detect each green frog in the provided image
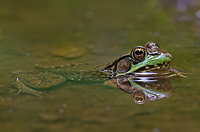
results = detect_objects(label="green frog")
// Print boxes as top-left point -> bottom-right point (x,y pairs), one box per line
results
12,41 -> 184,98
101,41 -> 183,77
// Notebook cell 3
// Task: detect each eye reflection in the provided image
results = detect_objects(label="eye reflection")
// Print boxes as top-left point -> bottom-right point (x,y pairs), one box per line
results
131,91 -> 146,104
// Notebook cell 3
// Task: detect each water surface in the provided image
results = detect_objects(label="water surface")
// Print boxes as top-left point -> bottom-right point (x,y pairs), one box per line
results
0,0 -> 200,132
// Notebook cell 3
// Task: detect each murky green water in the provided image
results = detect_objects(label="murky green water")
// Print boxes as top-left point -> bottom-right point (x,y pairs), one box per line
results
1,0 -> 200,132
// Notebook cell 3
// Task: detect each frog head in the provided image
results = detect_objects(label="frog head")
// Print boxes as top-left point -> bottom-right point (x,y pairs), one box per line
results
101,41 -> 173,76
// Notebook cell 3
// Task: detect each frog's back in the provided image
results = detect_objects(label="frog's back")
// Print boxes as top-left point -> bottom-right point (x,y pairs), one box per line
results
36,63 -> 109,82
54,63 -> 109,82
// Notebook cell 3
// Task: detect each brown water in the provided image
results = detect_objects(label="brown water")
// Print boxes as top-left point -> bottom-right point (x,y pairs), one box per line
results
1,0 -> 200,132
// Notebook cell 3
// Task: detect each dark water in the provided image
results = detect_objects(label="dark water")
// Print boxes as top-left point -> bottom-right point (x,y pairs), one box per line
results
1,0 -> 200,132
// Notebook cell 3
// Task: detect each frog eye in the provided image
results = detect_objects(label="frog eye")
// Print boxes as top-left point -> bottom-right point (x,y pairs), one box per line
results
116,57 -> 131,73
131,46 -> 147,60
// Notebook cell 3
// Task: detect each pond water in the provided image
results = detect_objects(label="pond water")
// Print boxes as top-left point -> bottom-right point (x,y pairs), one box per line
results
0,0 -> 200,132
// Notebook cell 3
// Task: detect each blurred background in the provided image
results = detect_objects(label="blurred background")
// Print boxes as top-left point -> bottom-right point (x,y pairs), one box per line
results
0,0 -> 200,132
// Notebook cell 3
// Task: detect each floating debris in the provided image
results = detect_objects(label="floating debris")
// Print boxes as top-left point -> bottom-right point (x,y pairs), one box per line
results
52,45 -> 85,58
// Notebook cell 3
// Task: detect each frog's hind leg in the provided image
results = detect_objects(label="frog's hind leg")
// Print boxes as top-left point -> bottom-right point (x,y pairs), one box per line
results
13,80 -> 42,98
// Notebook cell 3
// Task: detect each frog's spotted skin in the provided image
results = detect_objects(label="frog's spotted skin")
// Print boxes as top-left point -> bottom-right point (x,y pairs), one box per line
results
12,41 -> 184,97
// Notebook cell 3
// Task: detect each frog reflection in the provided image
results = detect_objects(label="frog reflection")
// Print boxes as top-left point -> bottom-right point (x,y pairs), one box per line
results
109,75 -> 172,104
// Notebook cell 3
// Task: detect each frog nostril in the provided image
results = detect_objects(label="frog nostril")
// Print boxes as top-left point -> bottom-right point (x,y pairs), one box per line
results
165,53 -> 173,60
